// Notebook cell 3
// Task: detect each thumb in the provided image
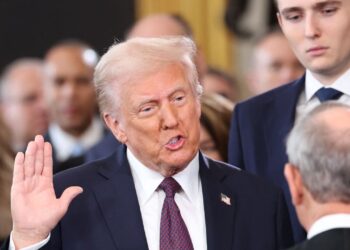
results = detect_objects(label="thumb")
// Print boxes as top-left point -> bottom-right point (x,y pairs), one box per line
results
58,186 -> 83,214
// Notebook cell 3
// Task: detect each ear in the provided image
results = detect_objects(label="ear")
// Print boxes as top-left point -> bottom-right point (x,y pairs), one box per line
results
277,12 -> 283,29
103,113 -> 128,144
284,163 -> 304,206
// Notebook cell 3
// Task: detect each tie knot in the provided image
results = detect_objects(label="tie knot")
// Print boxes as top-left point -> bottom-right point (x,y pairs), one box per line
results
159,177 -> 181,198
315,87 -> 343,102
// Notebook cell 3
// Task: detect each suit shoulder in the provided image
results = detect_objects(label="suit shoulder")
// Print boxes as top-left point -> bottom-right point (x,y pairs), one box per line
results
208,158 -> 283,196
237,79 -> 299,108
53,156 -> 111,192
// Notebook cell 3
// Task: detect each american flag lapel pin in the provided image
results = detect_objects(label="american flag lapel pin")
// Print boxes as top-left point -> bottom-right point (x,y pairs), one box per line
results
220,193 -> 231,206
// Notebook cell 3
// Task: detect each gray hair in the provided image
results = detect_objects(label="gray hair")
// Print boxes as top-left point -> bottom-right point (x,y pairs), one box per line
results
94,36 -> 202,117
0,58 -> 44,102
286,102 -> 350,203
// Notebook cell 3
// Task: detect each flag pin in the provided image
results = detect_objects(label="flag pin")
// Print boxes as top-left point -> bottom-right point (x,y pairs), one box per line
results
220,193 -> 231,205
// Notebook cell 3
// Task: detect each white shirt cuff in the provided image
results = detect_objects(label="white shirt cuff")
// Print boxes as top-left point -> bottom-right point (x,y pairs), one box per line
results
9,232 -> 50,250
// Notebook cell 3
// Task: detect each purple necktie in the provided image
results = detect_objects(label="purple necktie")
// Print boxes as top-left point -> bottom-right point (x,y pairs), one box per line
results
159,177 -> 194,250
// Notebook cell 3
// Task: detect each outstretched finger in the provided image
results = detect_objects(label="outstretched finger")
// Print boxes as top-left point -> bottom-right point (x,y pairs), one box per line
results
24,141 -> 36,178
43,142 -> 53,178
13,152 -> 25,184
34,135 -> 45,176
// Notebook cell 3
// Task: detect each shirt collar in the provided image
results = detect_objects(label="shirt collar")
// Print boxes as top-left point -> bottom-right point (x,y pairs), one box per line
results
305,68 -> 350,102
308,213 -> 350,239
49,116 -> 104,161
127,148 -> 200,206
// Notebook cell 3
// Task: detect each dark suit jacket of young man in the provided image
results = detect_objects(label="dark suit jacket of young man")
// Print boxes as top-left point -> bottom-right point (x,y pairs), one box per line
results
2,145 -> 294,250
286,228 -> 350,250
228,75 -> 306,242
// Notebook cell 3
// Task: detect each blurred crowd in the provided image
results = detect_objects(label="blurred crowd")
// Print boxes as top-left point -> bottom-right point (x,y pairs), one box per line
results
2,1 -> 350,249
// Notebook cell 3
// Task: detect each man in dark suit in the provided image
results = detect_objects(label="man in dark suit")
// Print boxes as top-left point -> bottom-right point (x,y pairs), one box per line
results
43,40 -> 106,173
5,37 -> 292,250
284,102 -> 350,250
228,0 -> 350,242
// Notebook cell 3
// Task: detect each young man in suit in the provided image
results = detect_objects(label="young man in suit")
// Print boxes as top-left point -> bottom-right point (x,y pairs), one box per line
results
4,37 -> 293,250
284,102 -> 350,250
228,0 -> 350,242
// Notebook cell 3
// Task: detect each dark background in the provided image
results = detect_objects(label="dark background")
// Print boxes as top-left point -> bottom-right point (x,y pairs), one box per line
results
0,0 -> 135,72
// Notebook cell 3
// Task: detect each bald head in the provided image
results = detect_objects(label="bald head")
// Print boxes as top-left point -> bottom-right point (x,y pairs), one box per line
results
127,14 -> 191,38
44,41 -> 99,136
287,102 -> 350,204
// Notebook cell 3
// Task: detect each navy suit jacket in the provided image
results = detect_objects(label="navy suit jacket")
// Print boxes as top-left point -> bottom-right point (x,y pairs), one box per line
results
7,146 -> 292,250
228,76 -> 306,242
84,131 -> 122,162
286,228 -> 350,250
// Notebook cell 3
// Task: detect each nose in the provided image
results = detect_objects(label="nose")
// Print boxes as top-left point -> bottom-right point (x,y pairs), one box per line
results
61,82 -> 78,98
304,13 -> 320,39
161,103 -> 179,130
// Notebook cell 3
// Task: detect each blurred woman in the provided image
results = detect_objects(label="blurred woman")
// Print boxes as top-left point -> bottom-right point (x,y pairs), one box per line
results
200,93 -> 234,162
0,116 -> 15,244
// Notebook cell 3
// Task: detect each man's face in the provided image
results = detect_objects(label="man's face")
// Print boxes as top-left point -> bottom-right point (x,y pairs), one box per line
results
45,47 -> 96,136
277,0 -> 350,83
107,64 -> 201,177
1,67 -> 49,149
199,125 -> 222,161
250,33 -> 304,95
202,74 -> 238,102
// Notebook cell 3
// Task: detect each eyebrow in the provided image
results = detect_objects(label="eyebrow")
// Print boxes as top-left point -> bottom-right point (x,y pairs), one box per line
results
135,85 -> 187,108
280,0 -> 342,15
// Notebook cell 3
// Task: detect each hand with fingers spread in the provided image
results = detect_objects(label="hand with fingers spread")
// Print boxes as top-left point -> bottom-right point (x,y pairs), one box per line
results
11,135 -> 83,249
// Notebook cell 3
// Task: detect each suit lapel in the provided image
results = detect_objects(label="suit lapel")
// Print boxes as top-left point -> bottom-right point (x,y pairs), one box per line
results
200,154 -> 236,250
263,76 -> 305,175
92,146 -> 148,249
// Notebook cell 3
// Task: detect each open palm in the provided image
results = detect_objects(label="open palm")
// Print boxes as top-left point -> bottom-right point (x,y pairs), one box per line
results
11,135 -> 83,248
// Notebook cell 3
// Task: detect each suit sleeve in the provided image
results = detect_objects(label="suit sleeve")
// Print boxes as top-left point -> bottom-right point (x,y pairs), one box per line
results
276,189 -> 294,249
228,104 -> 245,170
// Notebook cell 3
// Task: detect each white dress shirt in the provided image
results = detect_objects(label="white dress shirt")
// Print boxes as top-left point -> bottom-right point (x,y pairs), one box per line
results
48,116 -> 105,161
9,150 -> 207,250
128,149 -> 207,250
307,213 -> 350,239
295,68 -> 350,121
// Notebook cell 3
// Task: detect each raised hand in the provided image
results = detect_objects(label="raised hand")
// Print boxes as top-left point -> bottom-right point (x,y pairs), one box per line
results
11,135 -> 83,249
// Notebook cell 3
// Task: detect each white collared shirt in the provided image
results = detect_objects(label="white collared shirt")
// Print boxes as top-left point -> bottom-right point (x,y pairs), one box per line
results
128,149 -> 207,250
48,116 -> 105,161
307,213 -> 350,239
296,68 -> 350,120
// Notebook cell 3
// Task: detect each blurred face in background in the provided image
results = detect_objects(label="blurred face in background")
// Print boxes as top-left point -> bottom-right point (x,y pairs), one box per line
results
45,46 -> 97,136
1,64 -> 49,150
202,73 -> 238,102
199,125 -> 222,161
248,32 -> 304,95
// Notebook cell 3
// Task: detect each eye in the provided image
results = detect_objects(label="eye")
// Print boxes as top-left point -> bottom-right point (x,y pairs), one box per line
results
53,77 -> 65,87
321,6 -> 337,16
173,94 -> 186,105
285,13 -> 302,22
140,106 -> 154,113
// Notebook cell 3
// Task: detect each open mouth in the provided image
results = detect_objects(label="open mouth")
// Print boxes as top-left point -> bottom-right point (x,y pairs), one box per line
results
165,135 -> 185,150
